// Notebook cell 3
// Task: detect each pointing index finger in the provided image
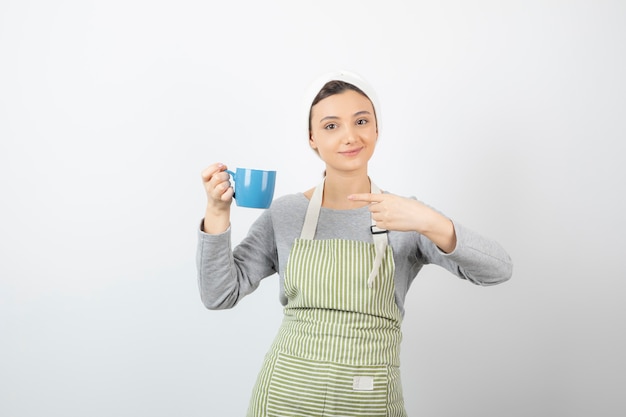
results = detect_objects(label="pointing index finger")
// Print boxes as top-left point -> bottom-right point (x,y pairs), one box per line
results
347,193 -> 384,203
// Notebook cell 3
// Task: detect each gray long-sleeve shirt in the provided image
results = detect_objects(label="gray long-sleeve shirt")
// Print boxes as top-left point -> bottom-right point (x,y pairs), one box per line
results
197,193 -> 513,317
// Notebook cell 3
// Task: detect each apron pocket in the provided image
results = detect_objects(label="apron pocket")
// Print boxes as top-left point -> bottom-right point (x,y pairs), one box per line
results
267,352 -> 389,417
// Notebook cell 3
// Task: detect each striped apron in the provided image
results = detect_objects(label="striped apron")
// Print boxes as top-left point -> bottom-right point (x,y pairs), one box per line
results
247,180 -> 406,417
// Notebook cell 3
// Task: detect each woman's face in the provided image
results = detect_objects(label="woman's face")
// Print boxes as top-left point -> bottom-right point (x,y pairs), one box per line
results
309,90 -> 378,175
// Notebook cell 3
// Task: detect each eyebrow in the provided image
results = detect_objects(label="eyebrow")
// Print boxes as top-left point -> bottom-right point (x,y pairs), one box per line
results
318,110 -> 373,123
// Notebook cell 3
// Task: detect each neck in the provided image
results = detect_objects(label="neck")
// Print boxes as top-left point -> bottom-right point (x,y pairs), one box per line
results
321,171 -> 371,209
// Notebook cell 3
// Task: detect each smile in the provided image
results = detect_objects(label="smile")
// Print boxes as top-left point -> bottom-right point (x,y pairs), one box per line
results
339,148 -> 363,157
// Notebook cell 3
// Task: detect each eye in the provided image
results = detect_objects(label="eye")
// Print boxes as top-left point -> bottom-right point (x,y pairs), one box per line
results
324,123 -> 338,130
356,118 -> 368,126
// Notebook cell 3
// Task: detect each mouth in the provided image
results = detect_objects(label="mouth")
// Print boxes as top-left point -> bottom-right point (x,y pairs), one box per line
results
339,147 -> 363,157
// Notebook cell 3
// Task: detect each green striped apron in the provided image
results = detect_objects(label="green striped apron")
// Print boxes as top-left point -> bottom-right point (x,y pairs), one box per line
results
248,180 -> 406,417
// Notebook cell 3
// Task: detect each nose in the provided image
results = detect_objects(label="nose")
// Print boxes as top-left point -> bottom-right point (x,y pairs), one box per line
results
344,125 -> 356,144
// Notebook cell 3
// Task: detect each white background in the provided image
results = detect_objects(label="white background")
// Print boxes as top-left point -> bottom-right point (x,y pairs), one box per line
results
1,1 -> 625,416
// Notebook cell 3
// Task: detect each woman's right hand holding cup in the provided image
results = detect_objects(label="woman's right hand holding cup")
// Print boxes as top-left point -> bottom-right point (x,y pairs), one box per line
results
201,162 -> 233,234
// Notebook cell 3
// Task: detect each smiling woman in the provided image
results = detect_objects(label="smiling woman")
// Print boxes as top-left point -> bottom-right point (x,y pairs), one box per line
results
196,70 -> 513,416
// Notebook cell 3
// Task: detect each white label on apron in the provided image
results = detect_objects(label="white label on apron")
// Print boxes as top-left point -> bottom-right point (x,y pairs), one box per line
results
353,376 -> 374,391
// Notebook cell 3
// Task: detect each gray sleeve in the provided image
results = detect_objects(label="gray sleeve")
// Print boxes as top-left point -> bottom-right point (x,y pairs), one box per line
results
420,221 -> 513,286
196,210 -> 278,310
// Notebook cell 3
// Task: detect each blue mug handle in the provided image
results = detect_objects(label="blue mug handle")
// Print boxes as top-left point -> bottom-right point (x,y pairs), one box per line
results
225,169 -> 236,198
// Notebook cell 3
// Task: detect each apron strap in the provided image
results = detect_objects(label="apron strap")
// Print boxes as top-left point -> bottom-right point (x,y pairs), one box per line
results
368,182 -> 388,288
300,178 -> 388,288
300,178 -> 325,240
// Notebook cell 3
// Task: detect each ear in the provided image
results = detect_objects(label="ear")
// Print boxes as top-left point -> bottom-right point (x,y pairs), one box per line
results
309,133 -> 317,149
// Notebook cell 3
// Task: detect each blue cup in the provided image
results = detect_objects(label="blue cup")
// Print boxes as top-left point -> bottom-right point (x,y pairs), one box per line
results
226,168 -> 276,209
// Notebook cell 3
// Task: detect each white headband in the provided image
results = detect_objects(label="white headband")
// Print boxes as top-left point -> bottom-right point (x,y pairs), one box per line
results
304,70 -> 381,140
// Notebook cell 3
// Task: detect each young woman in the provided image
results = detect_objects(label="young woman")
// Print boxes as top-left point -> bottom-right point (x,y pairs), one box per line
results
197,70 -> 513,417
